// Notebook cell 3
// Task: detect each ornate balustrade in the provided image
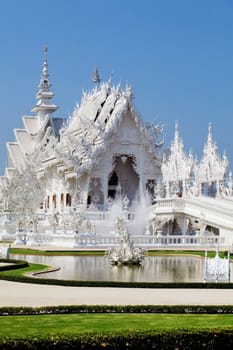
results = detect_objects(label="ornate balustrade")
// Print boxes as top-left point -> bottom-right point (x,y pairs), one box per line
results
155,197 -> 185,212
132,234 -> 224,247
82,210 -> 136,222
48,232 -> 224,248
1,196 -> 231,248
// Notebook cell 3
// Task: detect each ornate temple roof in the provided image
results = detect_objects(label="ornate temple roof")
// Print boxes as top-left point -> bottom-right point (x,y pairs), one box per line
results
65,81 -> 133,134
0,49 -> 228,192
55,80 -> 162,178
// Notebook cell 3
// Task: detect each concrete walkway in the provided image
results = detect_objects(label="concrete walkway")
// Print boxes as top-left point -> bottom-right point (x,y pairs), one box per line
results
0,280 -> 233,307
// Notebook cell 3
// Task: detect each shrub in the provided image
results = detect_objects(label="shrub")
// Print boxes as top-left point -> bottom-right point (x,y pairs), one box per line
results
0,330 -> 233,349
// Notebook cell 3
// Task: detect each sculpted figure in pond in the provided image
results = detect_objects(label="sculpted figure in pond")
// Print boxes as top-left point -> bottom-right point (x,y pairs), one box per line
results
106,216 -> 146,265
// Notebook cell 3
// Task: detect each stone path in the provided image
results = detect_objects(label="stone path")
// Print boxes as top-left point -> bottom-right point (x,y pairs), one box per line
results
0,280 -> 233,307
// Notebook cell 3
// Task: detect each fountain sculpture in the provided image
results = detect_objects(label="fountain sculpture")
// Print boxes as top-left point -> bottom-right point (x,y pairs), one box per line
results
106,216 -> 146,265
0,244 -> 10,259
204,249 -> 231,282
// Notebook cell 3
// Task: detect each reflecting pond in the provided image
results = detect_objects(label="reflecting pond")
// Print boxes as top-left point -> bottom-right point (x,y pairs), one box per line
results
11,254 -> 231,283
8,255 -> 217,282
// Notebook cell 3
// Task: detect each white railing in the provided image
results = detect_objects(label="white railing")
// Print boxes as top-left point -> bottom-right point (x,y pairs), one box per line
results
155,198 -> 185,212
132,234 -> 224,247
34,208 -> 136,223
82,211 -> 136,222
47,233 -> 225,248
156,198 -> 174,208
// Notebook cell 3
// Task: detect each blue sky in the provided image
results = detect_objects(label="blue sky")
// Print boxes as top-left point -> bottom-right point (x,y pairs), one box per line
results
1,0 -> 233,173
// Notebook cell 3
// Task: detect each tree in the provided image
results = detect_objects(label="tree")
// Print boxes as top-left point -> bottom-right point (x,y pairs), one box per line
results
6,166 -> 44,214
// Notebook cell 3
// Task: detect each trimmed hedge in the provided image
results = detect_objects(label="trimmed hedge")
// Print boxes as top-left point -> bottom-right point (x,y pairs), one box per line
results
0,304 -> 233,316
0,330 -> 233,349
0,259 -> 29,272
1,271 -> 233,289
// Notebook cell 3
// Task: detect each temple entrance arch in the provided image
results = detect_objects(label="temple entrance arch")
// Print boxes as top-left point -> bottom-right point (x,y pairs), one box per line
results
108,154 -> 139,204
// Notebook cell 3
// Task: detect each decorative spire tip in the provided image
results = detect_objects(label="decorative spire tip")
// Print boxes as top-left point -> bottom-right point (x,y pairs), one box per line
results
44,46 -> 48,64
92,66 -> 101,84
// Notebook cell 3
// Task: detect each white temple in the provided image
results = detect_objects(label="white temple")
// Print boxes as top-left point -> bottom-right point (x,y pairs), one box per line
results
0,49 -> 233,249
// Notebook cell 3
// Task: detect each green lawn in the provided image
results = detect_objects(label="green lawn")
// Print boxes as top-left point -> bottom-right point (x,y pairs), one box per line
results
148,250 -> 228,258
9,247 -> 227,258
0,262 -> 50,278
0,313 -> 232,339
9,248 -> 105,256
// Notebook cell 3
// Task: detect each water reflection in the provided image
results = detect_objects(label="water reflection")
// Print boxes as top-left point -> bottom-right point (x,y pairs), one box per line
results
10,254 -> 224,283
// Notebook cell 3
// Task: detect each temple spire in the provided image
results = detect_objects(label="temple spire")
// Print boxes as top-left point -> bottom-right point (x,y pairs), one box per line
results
161,121 -> 193,192
42,47 -> 48,77
92,66 -> 101,85
31,47 -> 58,120
194,124 -> 228,187
207,122 -> 213,145
174,120 -> 179,144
